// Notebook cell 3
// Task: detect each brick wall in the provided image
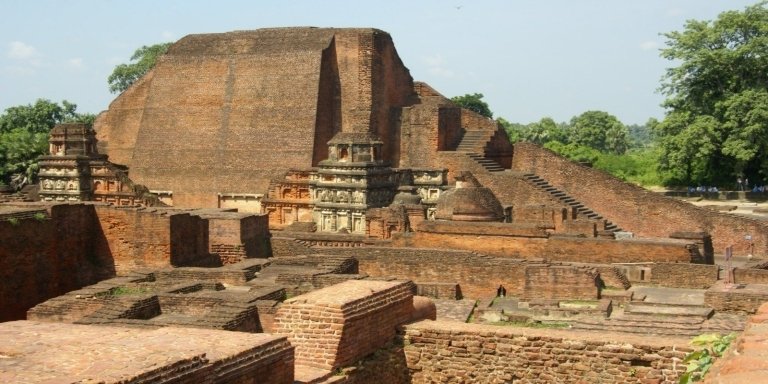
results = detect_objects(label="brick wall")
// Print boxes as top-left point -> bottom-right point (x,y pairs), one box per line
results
415,282 -> 462,300
512,142 -> 768,257
274,279 -> 414,370
403,320 -> 689,383
0,204 -> 108,321
93,206 -> 212,273
734,268 -> 768,284
327,247 -> 602,300
522,266 -> 597,300
399,101 -> 450,169
650,263 -> 719,289
396,225 -> 698,264
205,213 -> 270,264
705,282 -> 768,314
270,236 -> 314,257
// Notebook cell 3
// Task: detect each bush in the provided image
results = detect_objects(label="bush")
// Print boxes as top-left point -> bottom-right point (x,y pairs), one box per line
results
679,333 -> 736,383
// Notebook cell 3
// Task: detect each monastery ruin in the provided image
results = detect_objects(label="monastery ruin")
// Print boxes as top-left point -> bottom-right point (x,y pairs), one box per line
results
2,27 -> 768,383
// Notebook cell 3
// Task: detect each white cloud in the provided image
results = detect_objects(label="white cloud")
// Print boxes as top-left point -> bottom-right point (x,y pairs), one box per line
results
2,65 -> 35,76
106,56 -> 124,65
161,30 -> 176,41
5,41 -> 43,75
666,8 -> 684,17
67,57 -> 85,69
428,66 -> 456,78
422,54 -> 456,79
7,41 -> 39,60
640,41 -> 659,51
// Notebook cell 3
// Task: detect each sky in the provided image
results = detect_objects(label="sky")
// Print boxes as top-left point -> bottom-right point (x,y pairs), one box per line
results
0,0 -> 760,126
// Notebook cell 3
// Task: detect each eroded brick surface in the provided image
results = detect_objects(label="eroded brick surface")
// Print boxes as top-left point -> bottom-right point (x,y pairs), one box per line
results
403,320 -> 691,384
275,279 -> 414,370
0,320 -> 295,384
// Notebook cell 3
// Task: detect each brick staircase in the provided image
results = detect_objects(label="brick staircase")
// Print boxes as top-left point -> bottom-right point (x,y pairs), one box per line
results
465,153 -> 505,172
0,208 -> 49,221
456,130 -> 493,152
0,185 -> 36,203
522,173 -> 622,232
455,130 -> 506,173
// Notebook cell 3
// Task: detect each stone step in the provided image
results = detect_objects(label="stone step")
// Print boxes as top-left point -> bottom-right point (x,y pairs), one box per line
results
624,303 -> 714,318
572,321 -> 703,336
294,364 -> 334,384
608,313 -> 705,325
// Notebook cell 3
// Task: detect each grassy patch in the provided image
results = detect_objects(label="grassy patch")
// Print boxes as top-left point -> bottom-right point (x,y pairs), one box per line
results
100,286 -> 151,297
489,320 -> 570,329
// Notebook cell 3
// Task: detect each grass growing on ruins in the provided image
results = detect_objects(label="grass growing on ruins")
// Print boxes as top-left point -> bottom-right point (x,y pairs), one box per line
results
6,217 -> 19,226
679,333 -> 736,383
33,212 -> 47,221
489,320 -> 570,329
559,300 -> 599,308
99,286 -> 151,297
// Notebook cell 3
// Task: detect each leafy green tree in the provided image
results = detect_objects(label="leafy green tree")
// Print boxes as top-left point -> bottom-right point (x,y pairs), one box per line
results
656,2 -> 768,185
451,93 -> 493,118
108,42 -> 173,93
544,141 -> 600,165
524,117 -> 569,145
497,117 -> 524,142
0,99 -> 91,183
569,111 -> 629,154
0,99 -> 78,134
627,119 -> 657,149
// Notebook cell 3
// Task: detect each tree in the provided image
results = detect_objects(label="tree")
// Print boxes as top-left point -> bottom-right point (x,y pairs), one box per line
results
0,99 -> 92,183
524,117 -> 569,145
0,99 -> 78,134
497,117 -> 524,142
451,93 -> 493,118
569,111 -> 629,155
656,2 -> 768,185
108,42 -> 173,93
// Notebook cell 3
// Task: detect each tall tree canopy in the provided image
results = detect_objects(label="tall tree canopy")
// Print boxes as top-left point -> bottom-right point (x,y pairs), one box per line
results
0,99 -> 93,183
108,42 -> 173,94
519,117 -> 569,145
569,111 -> 630,155
451,93 -> 493,118
655,2 -> 768,184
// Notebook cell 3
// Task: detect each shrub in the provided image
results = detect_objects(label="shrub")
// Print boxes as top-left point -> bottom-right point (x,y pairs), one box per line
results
679,333 -> 736,383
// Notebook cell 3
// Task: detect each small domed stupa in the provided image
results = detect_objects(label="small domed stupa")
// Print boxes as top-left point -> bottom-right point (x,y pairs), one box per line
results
434,171 -> 504,222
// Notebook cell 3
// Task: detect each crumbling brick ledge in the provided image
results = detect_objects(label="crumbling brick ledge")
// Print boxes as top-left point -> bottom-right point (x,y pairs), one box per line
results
402,320 -> 691,383
705,302 -> 768,383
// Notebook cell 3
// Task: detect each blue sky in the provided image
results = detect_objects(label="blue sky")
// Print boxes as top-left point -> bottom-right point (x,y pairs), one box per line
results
0,0 -> 759,125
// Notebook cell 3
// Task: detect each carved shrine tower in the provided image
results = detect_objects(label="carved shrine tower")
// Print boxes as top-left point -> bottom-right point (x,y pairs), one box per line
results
313,132 -> 396,234
38,123 -> 100,202
39,123 -> 152,205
